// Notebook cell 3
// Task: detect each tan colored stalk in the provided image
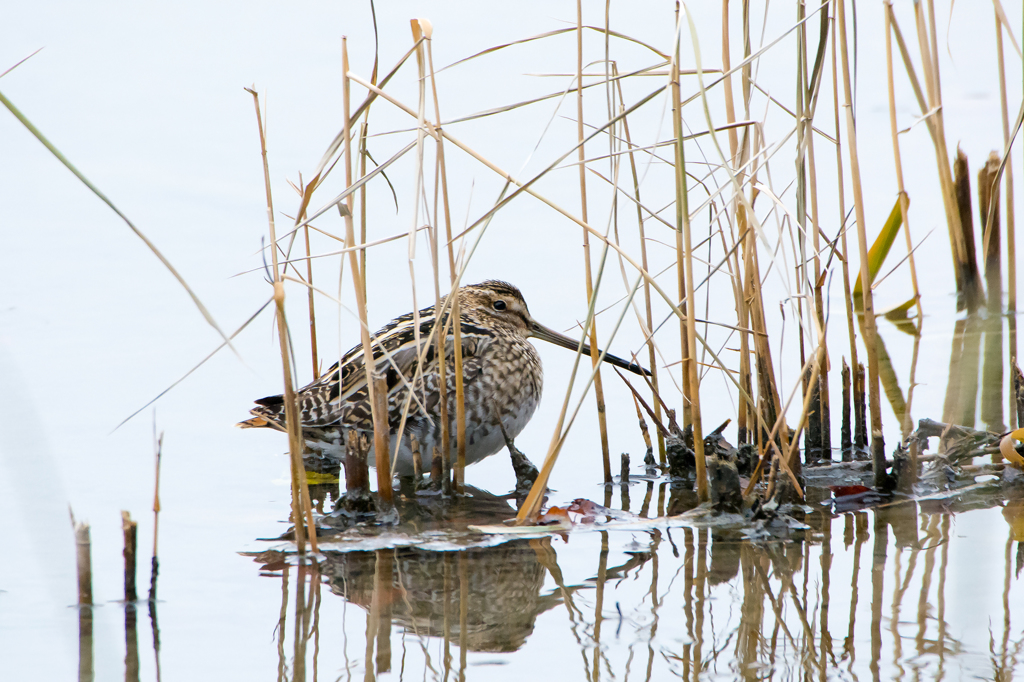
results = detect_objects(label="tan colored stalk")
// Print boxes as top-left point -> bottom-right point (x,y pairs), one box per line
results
577,0 -> 613,483
884,1 -> 921,482
836,0 -> 886,485
423,24 -> 466,492
913,1 -> 983,311
829,0 -> 860,417
995,8 -> 1017,424
884,3 -> 922,324
722,0 -> 738,164
616,77 -> 665,462
302,199 -> 319,379
342,40 -> 393,510
148,430 -> 161,601
672,6 -> 694,431
248,89 -> 317,553
672,6 -> 707,501
722,0 -> 753,446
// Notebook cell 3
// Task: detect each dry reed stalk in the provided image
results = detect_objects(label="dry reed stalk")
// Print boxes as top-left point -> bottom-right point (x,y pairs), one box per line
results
883,2 -> 922,323
829,0 -> 860,426
149,430 -> 161,602
995,11 -> 1018,426
247,88 -> 317,553
911,1 -> 984,312
616,76 -> 665,462
302,200 -> 319,380
122,511 -> 138,603
422,21 -> 467,493
409,20 -> 450,495
836,0 -> 886,486
672,5 -> 706,502
721,0 -> 754,447
371,373 -> 394,507
342,40 -> 393,515
841,358 -> 852,459
721,0 -> 738,165
577,0 -> 614,483
883,1 -> 920,481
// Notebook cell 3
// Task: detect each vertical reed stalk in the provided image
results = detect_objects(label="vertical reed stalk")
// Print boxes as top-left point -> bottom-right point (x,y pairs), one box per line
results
616,78 -> 665,462
913,0 -> 984,312
411,20 -> 450,494
836,0 -> 886,486
672,4 -> 707,501
424,23 -> 467,493
303,202 -> 319,380
577,0 -> 613,483
247,88 -> 317,553
149,430 -> 161,603
884,2 -> 923,322
342,39 -> 393,512
830,0 -> 860,422
721,0 -> 753,447
995,10 -> 1018,424
884,1 -> 920,482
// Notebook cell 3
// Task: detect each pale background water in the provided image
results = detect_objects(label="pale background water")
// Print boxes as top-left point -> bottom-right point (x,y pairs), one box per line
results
1,0 -> 1022,679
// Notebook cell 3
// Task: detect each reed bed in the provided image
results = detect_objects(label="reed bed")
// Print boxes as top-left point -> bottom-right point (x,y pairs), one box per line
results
227,0 -> 1023,523
7,1 -> 1018,529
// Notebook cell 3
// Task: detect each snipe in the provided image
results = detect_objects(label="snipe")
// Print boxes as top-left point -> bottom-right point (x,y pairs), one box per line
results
238,280 -> 648,477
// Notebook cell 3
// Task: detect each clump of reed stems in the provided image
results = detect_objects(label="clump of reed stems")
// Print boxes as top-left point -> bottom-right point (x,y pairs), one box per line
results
234,0 -> 1021,523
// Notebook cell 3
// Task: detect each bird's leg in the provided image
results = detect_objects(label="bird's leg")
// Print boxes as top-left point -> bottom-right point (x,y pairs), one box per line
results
490,400 -> 538,499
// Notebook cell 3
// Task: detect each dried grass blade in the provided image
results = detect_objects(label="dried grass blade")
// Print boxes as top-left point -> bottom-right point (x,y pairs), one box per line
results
0,89 -> 236,355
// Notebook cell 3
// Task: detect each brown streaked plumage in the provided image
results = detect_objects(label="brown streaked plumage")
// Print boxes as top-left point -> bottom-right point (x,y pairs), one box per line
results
238,280 -> 648,477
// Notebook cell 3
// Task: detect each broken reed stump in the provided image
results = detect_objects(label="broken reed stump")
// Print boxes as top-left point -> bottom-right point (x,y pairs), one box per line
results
71,514 -> 92,606
979,151 -> 1002,313
123,511 -> 141,682
854,362 -> 867,456
953,148 -> 986,313
841,359 -> 852,460
70,511 -> 94,682
1014,364 -> 1024,429
344,429 -> 370,496
804,365 -> 822,464
370,373 -> 394,511
122,511 -> 138,603
620,453 -> 630,483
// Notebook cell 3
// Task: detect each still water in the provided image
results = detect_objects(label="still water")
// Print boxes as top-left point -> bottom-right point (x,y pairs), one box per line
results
1,0 -> 1022,680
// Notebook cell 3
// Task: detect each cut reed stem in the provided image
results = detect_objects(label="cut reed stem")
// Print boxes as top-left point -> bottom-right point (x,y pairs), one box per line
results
122,511 -> 138,603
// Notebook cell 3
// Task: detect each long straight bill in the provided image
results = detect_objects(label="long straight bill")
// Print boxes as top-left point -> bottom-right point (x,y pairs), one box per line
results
530,322 -> 650,376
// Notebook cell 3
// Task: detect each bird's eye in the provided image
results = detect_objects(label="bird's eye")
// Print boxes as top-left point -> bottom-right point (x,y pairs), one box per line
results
493,300 -> 507,311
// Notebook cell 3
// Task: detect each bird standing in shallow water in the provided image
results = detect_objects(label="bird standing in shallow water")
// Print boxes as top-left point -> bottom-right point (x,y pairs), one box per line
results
238,280 -> 648,478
